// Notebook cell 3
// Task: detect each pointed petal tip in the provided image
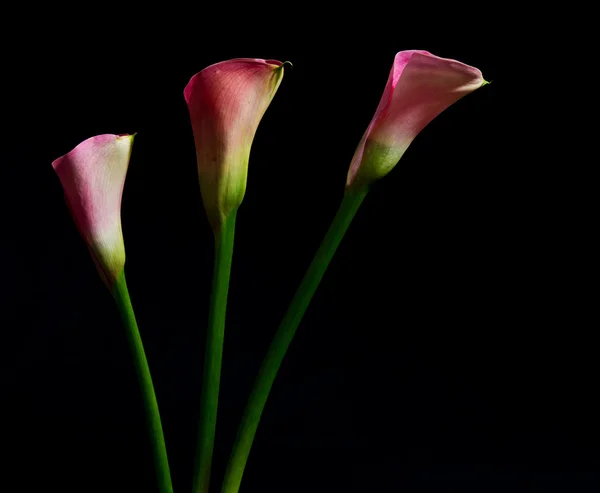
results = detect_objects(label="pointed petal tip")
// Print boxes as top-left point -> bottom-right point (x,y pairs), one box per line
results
275,60 -> 293,74
274,60 -> 292,77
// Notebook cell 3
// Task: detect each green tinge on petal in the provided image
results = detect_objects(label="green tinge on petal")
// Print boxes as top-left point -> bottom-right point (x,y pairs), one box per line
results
349,140 -> 408,189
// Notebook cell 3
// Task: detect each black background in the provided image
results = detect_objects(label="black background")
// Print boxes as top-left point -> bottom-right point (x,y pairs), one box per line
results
1,9 -> 594,493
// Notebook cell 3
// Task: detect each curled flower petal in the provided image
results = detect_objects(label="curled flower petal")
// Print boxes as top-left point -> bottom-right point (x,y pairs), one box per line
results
184,58 -> 286,231
347,50 -> 487,189
52,134 -> 134,289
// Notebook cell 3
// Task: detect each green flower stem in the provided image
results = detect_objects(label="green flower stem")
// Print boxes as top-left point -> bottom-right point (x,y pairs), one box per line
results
112,272 -> 173,493
220,186 -> 369,493
193,212 -> 237,493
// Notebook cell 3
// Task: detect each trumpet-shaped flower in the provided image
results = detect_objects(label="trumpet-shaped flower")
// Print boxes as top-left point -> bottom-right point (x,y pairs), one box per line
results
184,58 -> 286,231
347,50 -> 487,189
52,134 -> 134,289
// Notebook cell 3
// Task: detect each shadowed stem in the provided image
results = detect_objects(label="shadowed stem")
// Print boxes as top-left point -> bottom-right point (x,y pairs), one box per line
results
112,272 -> 173,493
220,186 -> 369,493
193,212 -> 237,493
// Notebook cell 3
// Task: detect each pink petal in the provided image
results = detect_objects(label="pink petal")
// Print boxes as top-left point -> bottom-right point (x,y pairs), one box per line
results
52,134 -> 133,288
347,51 -> 486,188
184,58 -> 286,230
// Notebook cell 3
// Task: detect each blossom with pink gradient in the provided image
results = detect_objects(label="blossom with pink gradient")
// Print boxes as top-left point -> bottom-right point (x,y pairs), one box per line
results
347,50 -> 487,189
184,58 -> 287,231
52,134 -> 134,289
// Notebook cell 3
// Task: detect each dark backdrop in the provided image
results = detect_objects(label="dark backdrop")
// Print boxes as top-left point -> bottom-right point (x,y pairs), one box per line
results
1,9 -> 595,493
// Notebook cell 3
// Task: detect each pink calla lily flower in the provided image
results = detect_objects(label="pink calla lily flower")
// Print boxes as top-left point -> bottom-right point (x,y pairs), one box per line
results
184,58 -> 287,231
347,50 -> 487,189
52,134 -> 134,290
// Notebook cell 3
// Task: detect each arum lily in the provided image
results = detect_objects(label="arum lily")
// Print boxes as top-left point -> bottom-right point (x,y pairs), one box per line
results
52,134 -> 133,290
184,58 -> 287,493
347,50 -> 487,189
221,51 -> 487,493
184,58 -> 287,232
52,134 -> 173,493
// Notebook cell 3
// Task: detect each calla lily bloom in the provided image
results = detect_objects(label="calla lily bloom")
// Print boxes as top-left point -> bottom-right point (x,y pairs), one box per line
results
52,134 -> 134,290
347,50 -> 487,189
184,58 -> 287,231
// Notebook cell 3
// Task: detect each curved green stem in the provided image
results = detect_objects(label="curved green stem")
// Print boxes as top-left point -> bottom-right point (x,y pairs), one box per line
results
112,272 -> 173,493
193,212 -> 237,493
220,186 -> 369,493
